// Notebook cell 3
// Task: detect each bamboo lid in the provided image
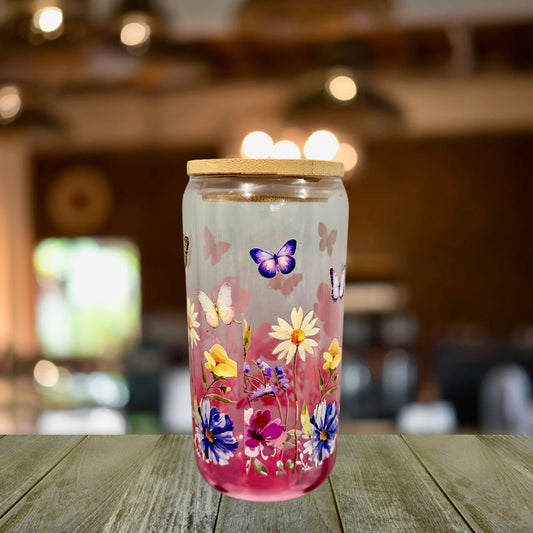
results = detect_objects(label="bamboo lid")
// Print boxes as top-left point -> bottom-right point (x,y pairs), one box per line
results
187,158 -> 344,178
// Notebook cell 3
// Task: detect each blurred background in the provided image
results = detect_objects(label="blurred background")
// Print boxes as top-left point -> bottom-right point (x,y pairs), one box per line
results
1,0 -> 532,435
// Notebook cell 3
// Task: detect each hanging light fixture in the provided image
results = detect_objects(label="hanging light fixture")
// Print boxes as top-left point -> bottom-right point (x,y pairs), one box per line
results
112,0 -> 164,55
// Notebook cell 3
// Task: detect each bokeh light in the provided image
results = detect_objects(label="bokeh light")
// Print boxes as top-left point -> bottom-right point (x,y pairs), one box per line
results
327,74 -> 357,102
120,16 -> 151,48
0,85 -> 22,124
241,131 -> 274,158
335,142 -> 359,172
34,360 -> 59,388
303,130 -> 339,160
271,140 -> 301,159
33,7 -> 63,34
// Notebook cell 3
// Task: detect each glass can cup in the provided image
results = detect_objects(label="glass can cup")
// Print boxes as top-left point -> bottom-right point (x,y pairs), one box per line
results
182,158 -> 348,501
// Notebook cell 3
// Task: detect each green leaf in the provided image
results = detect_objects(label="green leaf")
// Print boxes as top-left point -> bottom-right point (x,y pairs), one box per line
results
319,369 -> 324,390
243,324 -> 251,351
206,394 -> 235,404
324,386 -> 338,397
201,368 -> 206,385
285,428 -> 302,442
253,458 -> 268,476
192,390 -> 200,424
301,402 -> 311,437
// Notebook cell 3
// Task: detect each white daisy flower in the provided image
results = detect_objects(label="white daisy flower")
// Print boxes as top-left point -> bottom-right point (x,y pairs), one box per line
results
269,307 -> 319,364
187,297 -> 200,347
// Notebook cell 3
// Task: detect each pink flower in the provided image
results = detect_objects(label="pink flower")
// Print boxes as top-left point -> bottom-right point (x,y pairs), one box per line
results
244,408 -> 287,459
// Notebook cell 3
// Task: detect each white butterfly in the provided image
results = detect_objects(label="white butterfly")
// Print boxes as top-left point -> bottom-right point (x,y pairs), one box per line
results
330,265 -> 346,302
198,282 -> 235,328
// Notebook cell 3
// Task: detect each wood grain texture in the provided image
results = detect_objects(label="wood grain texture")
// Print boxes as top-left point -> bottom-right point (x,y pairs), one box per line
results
0,435 -> 160,533
187,158 -> 344,178
0,434 -> 531,533
0,435 -> 84,518
404,435 -> 533,533
214,478 -> 342,533
329,435 -> 470,533
101,435 -> 221,533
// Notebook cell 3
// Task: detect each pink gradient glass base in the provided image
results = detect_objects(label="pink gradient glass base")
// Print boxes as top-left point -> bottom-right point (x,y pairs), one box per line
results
195,449 -> 337,502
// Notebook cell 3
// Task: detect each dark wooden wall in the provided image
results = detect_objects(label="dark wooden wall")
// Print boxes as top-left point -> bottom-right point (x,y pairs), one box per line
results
32,147 -> 216,323
345,130 -> 533,353
33,131 -> 533,369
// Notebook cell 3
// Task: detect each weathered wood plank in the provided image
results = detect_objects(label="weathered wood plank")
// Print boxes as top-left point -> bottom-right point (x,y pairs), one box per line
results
477,434 -> 533,475
404,435 -> 533,533
330,435 -> 470,533
0,435 -> 160,532
101,435 -> 221,533
215,478 -> 342,533
0,435 -> 84,518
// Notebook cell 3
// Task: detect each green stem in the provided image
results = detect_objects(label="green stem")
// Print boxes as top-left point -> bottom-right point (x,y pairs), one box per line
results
201,376 -> 224,403
293,350 -> 299,473
319,371 -> 333,403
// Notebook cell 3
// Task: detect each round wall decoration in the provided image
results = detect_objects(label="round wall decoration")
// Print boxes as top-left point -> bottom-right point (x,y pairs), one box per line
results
45,166 -> 113,234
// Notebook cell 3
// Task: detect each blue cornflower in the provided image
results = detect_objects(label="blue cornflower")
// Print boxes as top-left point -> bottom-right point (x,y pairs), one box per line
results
303,401 -> 338,463
256,359 -> 272,377
195,400 -> 238,465
274,365 -> 289,389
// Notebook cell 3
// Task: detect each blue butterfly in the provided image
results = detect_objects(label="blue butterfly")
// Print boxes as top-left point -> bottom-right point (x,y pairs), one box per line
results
250,239 -> 297,279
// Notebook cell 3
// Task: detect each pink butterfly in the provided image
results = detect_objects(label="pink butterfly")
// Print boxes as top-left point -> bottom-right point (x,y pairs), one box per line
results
318,222 -> 337,256
269,273 -> 303,295
204,227 -> 231,265
198,282 -> 235,328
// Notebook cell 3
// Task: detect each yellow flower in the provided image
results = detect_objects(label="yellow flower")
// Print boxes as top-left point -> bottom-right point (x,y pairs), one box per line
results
270,307 -> 319,364
323,338 -> 342,371
187,297 -> 200,347
204,344 -> 237,378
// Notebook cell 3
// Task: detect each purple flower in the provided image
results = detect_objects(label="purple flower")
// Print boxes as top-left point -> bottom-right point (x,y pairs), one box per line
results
195,400 -> 238,465
274,365 -> 289,390
250,383 -> 278,400
244,408 -> 286,458
303,401 -> 338,463
256,359 -> 272,377
244,363 -> 250,374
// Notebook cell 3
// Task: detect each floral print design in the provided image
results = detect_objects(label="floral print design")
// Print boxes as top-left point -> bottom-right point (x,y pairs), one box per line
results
187,297 -> 200,348
303,400 -> 338,463
204,344 -> 237,378
189,231 -> 344,473
269,307 -> 319,364
195,400 -> 238,465
245,408 -> 287,459
323,338 -> 342,371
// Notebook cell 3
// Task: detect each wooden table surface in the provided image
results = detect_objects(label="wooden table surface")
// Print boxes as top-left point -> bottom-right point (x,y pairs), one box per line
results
0,434 -> 531,532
